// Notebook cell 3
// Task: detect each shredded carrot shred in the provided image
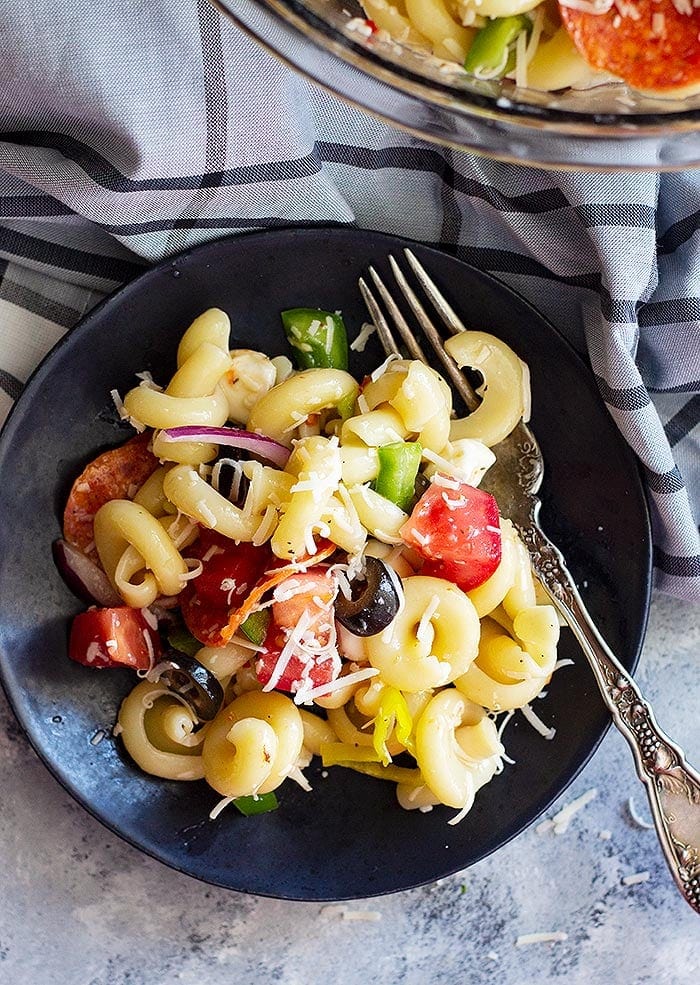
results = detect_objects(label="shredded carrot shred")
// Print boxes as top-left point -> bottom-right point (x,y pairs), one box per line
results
216,542 -> 336,645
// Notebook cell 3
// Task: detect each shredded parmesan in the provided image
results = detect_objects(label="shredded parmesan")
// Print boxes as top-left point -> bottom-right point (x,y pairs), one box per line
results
622,871 -> 650,886
350,321 -> 377,352
141,607 -> 158,631
553,658 -> 575,671
135,629 -> 157,677
559,0 -> 614,10
284,765 -> 313,792
416,594 -> 441,645
651,12 -> 666,35
514,27 -> 528,89
294,666 -> 380,705
448,801 -> 472,826
202,544 -> 225,563
370,353 -> 400,382
136,371 -> 163,392
109,387 -> 145,432
110,388 -> 126,418
180,558 -> 204,582
209,796 -> 235,820
520,703 -> 556,740
496,710 -> 516,765
422,448 -> 471,483
516,932 -> 568,946
537,788 -> 598,835
252,504 -> 278,547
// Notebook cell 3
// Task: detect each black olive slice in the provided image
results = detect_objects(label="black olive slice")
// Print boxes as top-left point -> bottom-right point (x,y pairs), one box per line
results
335,557 -> 401,637
157,648 -> 224,721
212,454 -> 249,506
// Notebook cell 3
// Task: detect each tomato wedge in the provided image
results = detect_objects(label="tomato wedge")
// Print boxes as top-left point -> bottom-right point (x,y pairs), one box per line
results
255,626 -> 339,694
63,433 -> 159,555
559,0 -> 700,93
180,530 -> 273,646
400,477 -> 501,592
271,568 -> 337,639
69,606 -> 161,671
255,569 -> 340,693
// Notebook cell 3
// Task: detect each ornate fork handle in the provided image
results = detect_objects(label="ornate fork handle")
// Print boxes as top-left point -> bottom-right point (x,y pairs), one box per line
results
521,507 -> 700,915
360,249 -> 699,913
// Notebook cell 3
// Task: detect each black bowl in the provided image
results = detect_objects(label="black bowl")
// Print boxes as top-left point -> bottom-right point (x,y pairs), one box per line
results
0,227 -> 651,900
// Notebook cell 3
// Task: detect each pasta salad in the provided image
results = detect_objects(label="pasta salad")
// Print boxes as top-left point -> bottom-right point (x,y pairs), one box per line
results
350,0 -> 700,96
54,304 -> 562,823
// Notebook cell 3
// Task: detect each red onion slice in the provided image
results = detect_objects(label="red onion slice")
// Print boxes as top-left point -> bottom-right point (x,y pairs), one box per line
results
160,426 -> 290,468
52,539 -> 122,607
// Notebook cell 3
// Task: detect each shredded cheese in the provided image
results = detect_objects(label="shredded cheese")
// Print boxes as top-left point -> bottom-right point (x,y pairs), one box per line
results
520,703 -> 556,740
202,544 -> 225,563
209,796 -> 235,820
422,448 -> 472,483
369,353 -> 400,382
350,321 -> 377,352
516,932 -> 568,946
536,788 -> 598,835
416,594 -> 441,646
622,871 -> 650,886
294,665 -> 380,705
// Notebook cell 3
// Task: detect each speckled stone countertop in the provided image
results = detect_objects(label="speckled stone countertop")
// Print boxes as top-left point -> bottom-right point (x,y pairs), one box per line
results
1,591 -> 698,985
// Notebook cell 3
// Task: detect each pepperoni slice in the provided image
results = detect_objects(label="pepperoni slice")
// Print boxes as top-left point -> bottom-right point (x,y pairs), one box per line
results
559,0 -> 700,93
63,433 -> 159,554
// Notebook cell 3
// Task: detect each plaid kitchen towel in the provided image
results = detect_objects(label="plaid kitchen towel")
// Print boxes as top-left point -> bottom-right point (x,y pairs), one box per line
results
0,0 -> 698,601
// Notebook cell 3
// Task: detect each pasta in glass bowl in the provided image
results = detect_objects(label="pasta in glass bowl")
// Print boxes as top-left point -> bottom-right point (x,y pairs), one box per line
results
0,228 -> 652,899
221,0 -> 700,169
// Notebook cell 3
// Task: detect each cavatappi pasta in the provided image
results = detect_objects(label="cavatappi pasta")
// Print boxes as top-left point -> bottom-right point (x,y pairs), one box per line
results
59,303 -> 565,825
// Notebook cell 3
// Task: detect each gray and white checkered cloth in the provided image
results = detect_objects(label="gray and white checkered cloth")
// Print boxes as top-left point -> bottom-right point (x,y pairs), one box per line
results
0,0 -> 698,600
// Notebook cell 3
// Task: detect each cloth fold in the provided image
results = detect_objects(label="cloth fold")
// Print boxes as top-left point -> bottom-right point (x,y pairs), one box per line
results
0,0 -> 698,600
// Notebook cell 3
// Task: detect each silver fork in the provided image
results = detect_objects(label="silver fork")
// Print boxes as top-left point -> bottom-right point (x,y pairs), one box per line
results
360,248 -> 700,915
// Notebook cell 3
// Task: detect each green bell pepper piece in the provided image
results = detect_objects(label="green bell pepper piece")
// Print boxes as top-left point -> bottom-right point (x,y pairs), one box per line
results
166,624 -> 201,658
464,15 -> 531,78
373,441 -> 422,513
232,792 -> 279,816
281,308 -> 349,371
239,609 -> 271,646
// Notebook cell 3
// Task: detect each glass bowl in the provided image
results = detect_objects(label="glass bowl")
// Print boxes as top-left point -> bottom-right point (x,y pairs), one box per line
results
220,0 -> 700,170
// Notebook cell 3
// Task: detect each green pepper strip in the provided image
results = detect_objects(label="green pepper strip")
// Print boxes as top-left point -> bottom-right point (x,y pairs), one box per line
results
232,792 -> 279,816
464,15 -> 531,78
321,742 -> 382,767
166,624 -> 201,658
320,749 -> 422,787
372,686 -> 416,766
281,308 -> 349,371
336,388 -> 357,422
372,441 -> 422,513
239,609 -> 270,646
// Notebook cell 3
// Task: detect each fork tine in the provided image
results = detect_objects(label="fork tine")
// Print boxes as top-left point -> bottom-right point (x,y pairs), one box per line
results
389,255 -> 479,412
358,276 -> 401,357
368,265 -> 428,363
404,248 -> 467,337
